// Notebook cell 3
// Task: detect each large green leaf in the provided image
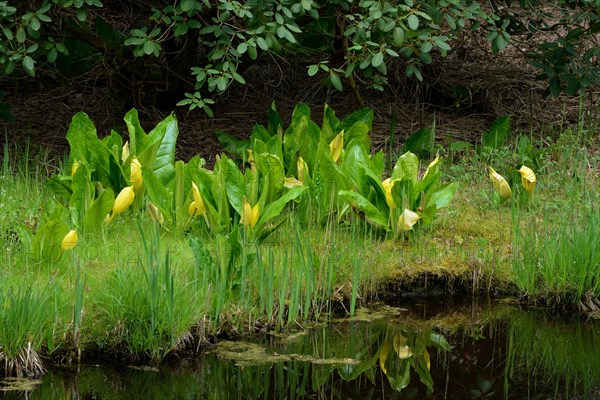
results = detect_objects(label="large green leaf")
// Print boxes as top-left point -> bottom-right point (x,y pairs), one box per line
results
31,220 -> 68,261
283,111 -> 320,174
426,182 -> 458,210
267,101 -> 282,136
257,152 -> 285,206
152,114 -> 178,186
341,142 -> 369,188
344,121 -> 371,153
338,190 -> 388,229
141,166 -> 172,223
223,158 -> 245,216
124,108 -> 149,156
101,130 -> 124,158
340,108 -> 373,132
321,104 -> 340,141
173,161 -> 187,227
83,188 -> 114,234
69,164 -> 94,229
360,162 -> 388,211
481,115 -> 510,149
391,152 -> 419,184
66,112 -> 126,190
255,185 -> 307,232
216,130 -> 251,157
402,127 -> 434,157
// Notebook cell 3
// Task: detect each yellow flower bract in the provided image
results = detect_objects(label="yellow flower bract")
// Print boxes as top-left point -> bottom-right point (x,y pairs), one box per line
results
488,167 -> 512,198
61,230 -> 78,251
131,157 -> 143,192
191,182 -> 206,216
382,178 -> 397,209
398,209 -> 420,231
329,131 -> 344,162
107,186 -> 135,223
518,165 -> 536,193
242,197 -> 260,229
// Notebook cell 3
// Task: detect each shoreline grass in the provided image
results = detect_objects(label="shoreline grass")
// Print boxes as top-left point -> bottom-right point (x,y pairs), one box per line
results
0,114 -> 598,376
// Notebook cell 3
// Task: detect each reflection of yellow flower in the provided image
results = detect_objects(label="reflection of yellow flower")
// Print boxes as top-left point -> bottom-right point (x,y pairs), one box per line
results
108,186 -> 135,223
517,165 -> 536,193
398,209 -> 420,231
393,335 -> 413,359
71,160 -> 80,176
61,230 -> 78,251
488,167 -> 512,198
329,130 -> 344,162
130,157 -> 143,192
379,336 -> 390,375
297,156 -> 308,183
382,178 -> 397,209
241,197 -> 259,229
121,141 -> 130,162
191,182 -> 206,216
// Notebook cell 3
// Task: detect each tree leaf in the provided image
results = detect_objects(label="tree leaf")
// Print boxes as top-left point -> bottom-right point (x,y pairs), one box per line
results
330,72 -> 343,91
407,14 -> 419,30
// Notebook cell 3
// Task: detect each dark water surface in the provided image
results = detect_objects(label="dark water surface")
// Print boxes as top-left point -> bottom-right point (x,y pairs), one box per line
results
2,298 -> 599,399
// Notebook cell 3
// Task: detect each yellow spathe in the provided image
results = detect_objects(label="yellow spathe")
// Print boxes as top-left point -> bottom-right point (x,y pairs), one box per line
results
131,157 -> 143,192
518,165 -> 536,193
329,130 -> 344,162
107,186 -> 135,223
61,230 -> 78,251
382,178 -> 397,209
242,197 -> 259,229
397,209 -> 420,231
191,182 -> 206,216
488,167 -> 512,198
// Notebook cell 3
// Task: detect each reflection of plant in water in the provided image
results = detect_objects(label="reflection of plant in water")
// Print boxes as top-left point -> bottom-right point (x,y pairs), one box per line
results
504,312 -> 600,398
375,328 -> 451,392
470,376 -> 495,399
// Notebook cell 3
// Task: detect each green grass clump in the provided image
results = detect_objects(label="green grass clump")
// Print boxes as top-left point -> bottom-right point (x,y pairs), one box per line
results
0,280 -> 58,377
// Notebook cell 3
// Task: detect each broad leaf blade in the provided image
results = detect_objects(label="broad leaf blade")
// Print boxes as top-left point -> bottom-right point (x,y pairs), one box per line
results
83,188 -> 114,234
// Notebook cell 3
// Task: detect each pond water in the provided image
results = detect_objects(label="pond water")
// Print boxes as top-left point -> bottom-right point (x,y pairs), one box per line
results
1,298 -> 599,399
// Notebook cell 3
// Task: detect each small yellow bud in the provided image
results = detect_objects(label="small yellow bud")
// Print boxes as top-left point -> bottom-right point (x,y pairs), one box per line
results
329,131 -> 344,162
148,202 -> 164,225
71,160 -> 80,176
121,141 -> 130,163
